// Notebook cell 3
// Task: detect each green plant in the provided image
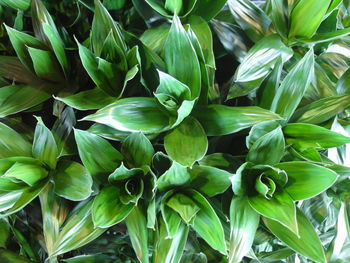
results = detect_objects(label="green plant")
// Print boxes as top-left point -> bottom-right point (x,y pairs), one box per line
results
0,0 -> 350,262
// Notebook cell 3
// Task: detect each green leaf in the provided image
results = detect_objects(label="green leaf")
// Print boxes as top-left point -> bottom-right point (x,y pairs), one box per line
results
3,162 -> 48,186
0,0 -> 30,10
192,105 -> 283,136
271,48 -> 315,121
300,27 -> 350,44
246,121 -> 280,148
153,218 -> 189,263
156,70 -> 191,101
337,68 -> 350,95
125,205 -> 149,263
0,56 -> 38,84
229,196 -> 259,263
0,249 -> 31,262
190,0 -> 227,21
0,122 -> 31,158
53,161 -> 92,201
82,97 -> 172,134
108,163 -> 144,183
270,0 -> 288,38
161,191 -> 183,238
92,186 -> 134,228
0,219 -> 10,248
199,153 -> 242,173
91,0 -> 127,55
0,84 -> 53,118
157,162 -> 191,192
55,88 -> 116,111
122,132 -> 154,168
167,192 -> 201,224
248,191 -> 298,234
165,116 -> 208,167
188,189 -> 226,254
227,0 -> 271,42
283,123 -> 350,149
51,201 -> 105,257
289,0 -> 332,39
141,26 -> 169,54
293,94 -> 350,124
145,0 -> 196,17
164,15 -> 201,99
32,116 -> 58,169
28,46 -> 63,82
228,34 -> 293,99
74,129 -> 123,182
1,179 -> 48,216
247,126 -> 285,165
4,25 -> 46,71
263,208 -> 326,263
274,162 -> 338,201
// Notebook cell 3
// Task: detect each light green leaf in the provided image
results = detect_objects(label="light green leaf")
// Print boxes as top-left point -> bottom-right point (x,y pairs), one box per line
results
0,122 -> 31,158
289,0 -> 332,39
82,97 -> 172,134
0,84 -> 53,118
167,193 -> 200,224
271,48 -> 314,121
3,162 -> 48,186
55,88 -> 116,111
0,0 -> 30,10
228,34 -> 293,99
164,15 -> 201,99
122,132 -> 154,168
248,191 -> 298,235
274,162 -> 338,201
74,129 -> 123,182
92,186 -> 134,228
53,161 -> 92,201
145,0 -> 196,17
229,196 -> 259,263
165,116 -> 207,167
125,205 -> 149,263
193,105 -> 283,136
247,126 -> 285,165
263,208 -> 326,263
188,189 -> 227,254
283,123 -> 350,149
227,0 -> 271,42
51,201 -> 105,257
32,116 -> 58,169
293,94 -> 350,124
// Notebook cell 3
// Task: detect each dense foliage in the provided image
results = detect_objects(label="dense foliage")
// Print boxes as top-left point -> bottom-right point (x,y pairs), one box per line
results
0,0 -> 350,262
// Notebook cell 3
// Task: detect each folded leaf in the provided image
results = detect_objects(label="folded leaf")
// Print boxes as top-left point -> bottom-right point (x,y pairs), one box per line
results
0,122 -> 31,158
32,116 -> 58,169
289,0 -> 332,39
271,48 -> 314,121
193,105 -> 283,136
228,34 -> 293,99
274,162 -> 338,201
3,162 -> 48,186
74,129 -> 123,182
263,208 -> 326,263
165,116 -> 208,167
248,191 -> 298,235
53,161 -> 92,201
188,189 -> 227,254
82,97 -> 172,133
92,186 -> 134,228
247,126 -> 285,165
164,15 -> 201,99
122,132 -> 154,168
229,196 -> 259,263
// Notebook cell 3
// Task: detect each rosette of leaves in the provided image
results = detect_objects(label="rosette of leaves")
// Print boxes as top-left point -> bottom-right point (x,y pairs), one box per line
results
0,118 -> 92,217
228,120 -> 345,263
0,0 -> 69,117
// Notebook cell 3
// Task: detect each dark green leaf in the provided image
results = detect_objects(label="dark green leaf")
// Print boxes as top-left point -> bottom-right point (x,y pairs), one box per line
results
0,122 -> 31,158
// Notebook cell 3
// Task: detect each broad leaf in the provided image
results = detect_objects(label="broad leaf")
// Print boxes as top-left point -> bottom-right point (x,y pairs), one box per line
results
191,0 -> 227,21
74,129 -> 123,181
229,196 -> 259,263
0,122 -> 31,158
32,116 -> 58,169
164,15 -> 201,99
92,186 -> 134,228
274,162 -> 338,201
263,209 -> 326,263
164,116 -> 208,167
271,48 -> 314,121
193,105 -> 283,136
0,0 -> 30,10
53,161 -> 93,201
